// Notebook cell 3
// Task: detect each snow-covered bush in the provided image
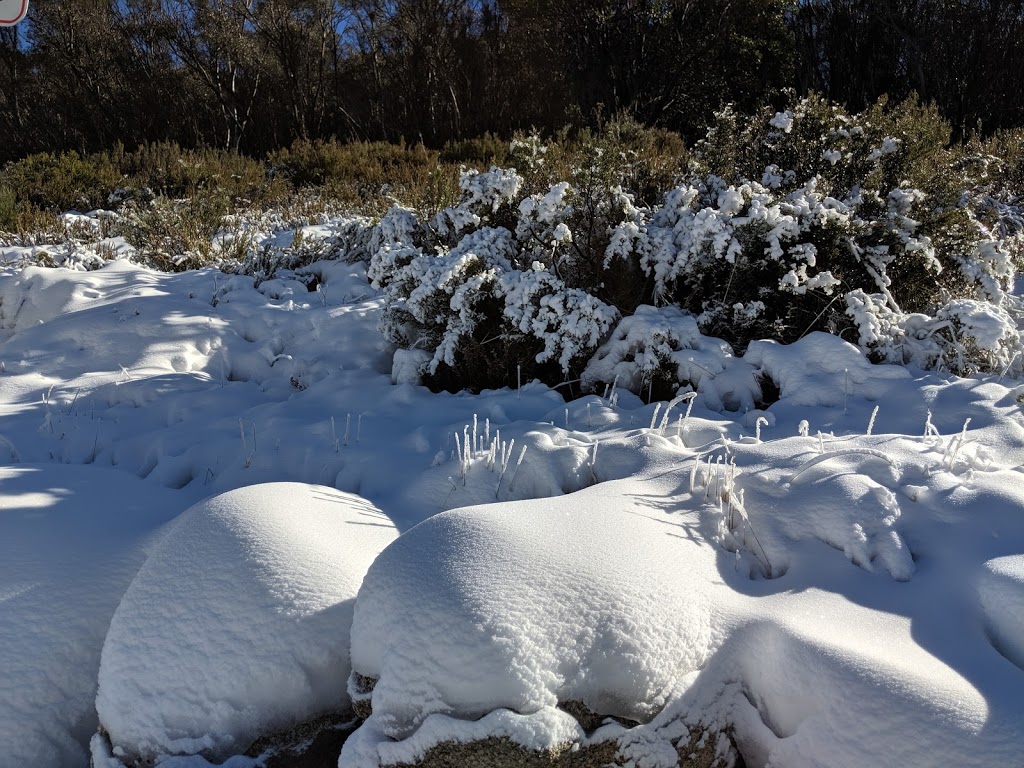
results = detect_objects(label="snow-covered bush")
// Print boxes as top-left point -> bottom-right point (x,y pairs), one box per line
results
233,215 -> 376,286
846,290 -> 1024,376
375,240 -> 617,392
958,130 -> 1024,271
431,166 -> 522,242
367,105 -> 1024,391
596,95 -> 1021,374
510,134 -> 677,313
370,163 -> 621,392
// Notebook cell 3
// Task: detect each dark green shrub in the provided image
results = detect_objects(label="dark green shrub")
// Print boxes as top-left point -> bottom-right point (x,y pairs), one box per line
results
121,143 -> 279,204
1,151 -> 122,212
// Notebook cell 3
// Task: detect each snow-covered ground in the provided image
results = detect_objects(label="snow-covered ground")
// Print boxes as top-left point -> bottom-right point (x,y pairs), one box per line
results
1,246 -> 1023,767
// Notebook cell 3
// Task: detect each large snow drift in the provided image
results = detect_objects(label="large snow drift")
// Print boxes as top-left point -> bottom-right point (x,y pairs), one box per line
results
95,483 -> 398,763
349,483 -> 721,740
2,246 -> 1024,768
344,424 -> 1024,768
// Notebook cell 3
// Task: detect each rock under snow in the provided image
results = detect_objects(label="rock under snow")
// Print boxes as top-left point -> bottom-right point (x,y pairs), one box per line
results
94,483 -> 398,764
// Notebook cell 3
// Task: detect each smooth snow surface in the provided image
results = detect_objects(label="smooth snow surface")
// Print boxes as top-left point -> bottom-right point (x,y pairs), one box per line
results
96,483 -> 398,762
350,482 -> 722,739
977,554 -> 1024,670
0,248 -> 1022,768
0,465 -> 181,768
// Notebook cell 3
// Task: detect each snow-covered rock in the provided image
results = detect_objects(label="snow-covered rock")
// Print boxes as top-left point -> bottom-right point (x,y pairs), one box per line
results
343,430 -> 1024,768
95,483 -> 398,764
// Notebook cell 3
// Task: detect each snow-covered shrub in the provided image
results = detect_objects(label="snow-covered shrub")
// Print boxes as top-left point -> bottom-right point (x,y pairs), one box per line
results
376,241 -> 617,392
367,206 -> 425,279
369,158 -> 626,392
845,290 -> 1024,377
431,166 -> 522,242
970,192 -> 1024,269
512,142 -> 652,313
959,130 -> 1024,270
233,216 -> 376,286
366,106 -> 1021,390
599,95 -> 1019,370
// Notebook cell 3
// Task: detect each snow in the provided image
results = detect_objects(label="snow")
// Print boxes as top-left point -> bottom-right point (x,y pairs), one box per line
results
769,111 -> 794,133
977,555 -> 1024,670
347,422 -> 1024,767
95,483 -> 398,763
0,465 -> 182,768
743,332 -> 911,406
348,484 -> 720,741
0,241 -> 1022,767
581,304 -> 760,411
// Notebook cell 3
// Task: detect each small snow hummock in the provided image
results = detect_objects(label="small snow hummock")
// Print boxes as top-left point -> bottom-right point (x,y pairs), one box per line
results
977,555 -> 1024,670
581,304 -> 761,412
93,483 -> 398,765
769,111 -> 795,133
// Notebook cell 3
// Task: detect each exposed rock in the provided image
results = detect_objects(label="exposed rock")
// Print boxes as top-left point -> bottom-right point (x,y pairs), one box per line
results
351,674 -> 377,721
338,673 -> 740,768
93,714 -> 359,768
673,728 -> 742,768
374,727 -> 737,768
557,700 -> 639,734
249,713 -> 358,768
380,734 -> 620,768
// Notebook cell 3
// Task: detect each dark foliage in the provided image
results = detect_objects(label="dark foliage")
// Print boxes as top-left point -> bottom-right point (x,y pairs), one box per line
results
4,1 -> 1024,165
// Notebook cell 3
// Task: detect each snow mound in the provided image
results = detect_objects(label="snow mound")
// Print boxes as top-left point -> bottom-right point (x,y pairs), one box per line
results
348,482 -> 720,746
582,304 -> 760,412
345,432 -> 1024,767
745,332 -> 910,406
977,555 -> 1024,670
95,483 -> 398,764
